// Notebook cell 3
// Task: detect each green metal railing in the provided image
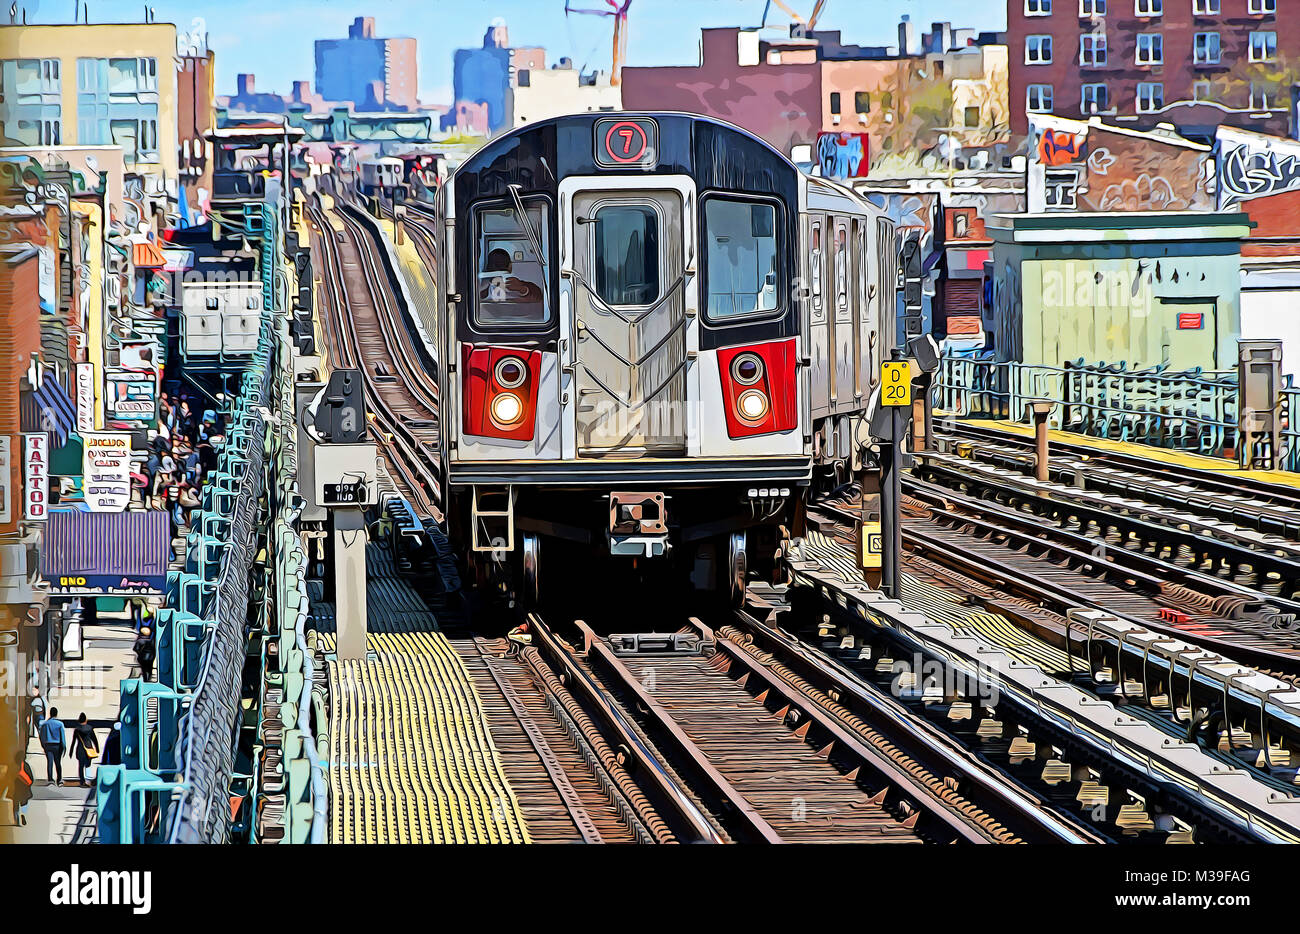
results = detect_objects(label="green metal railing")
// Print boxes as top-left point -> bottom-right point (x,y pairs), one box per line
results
96,201 -> 326,844
936,356 -> 1240,459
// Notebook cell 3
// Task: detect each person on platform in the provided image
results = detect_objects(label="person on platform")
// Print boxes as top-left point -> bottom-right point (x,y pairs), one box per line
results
38,708 -> 66,785
134,627 -> 156,682
68,714 -> 99,788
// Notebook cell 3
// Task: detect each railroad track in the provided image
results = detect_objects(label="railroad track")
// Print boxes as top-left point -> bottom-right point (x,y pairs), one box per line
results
935,420 -> 1300,540
783,535 -> 1300,842
550,612 -> 1105,843
306,192 -> 443,520
808,496 -> 1300,804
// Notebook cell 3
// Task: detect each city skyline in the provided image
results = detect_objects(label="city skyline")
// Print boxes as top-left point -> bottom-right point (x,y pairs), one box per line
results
8,0 -> 1009,104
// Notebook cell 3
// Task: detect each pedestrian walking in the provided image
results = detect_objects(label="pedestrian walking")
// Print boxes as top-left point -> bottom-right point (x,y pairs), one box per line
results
101,721 -> 122,767
11,753 -> 33,826
68,714 -> 99,788
38,708 -> 66,785
28,685 -> 45,740
134,626 -> 156,682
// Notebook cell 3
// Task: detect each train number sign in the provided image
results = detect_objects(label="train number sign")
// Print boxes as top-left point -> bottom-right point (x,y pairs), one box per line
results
595,116 -> 657,169
882,362 -> 911,407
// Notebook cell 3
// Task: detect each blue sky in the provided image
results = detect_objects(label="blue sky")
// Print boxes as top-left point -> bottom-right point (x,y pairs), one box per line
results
16,0 -> 1008,102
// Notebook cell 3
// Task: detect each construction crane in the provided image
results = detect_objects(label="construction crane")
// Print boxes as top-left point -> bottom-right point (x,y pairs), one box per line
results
761,0 -> 828,36
564,0 -> 634,86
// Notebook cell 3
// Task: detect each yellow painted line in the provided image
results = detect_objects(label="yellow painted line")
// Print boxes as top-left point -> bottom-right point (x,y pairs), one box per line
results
320,630 -> 531,844
944,414 -> 1300,490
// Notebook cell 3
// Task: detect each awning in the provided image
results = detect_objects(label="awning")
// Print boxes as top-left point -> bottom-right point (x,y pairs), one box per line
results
21,378 -> 77,447
41,509 -> 171,596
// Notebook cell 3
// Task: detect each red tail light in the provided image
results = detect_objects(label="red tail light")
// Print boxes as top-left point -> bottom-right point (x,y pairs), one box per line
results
462,345 -> 540,441
718,339 -> 797,438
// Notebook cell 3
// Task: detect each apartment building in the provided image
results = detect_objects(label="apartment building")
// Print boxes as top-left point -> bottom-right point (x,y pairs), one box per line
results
0,23 -> 179,186
1007,0 -> 1297,138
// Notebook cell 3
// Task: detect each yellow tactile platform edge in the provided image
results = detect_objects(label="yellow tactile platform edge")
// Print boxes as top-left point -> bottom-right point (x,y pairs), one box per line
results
320,630 -> 531,844
944,414 -> 1300,490
802,529 -> 1076,675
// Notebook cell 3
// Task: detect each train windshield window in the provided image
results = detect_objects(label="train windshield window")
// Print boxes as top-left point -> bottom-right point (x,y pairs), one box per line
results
475,203 -> 549,327
704,198 -> 779,322
592,204 -> 660,306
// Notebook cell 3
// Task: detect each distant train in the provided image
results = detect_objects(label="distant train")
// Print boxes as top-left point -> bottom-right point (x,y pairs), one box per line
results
357,156 -> 405,201
436,112 -> 897,604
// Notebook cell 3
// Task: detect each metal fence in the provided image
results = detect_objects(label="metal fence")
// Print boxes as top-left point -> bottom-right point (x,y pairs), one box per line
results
936,356 -> 1240,460
166,365 -> 270,843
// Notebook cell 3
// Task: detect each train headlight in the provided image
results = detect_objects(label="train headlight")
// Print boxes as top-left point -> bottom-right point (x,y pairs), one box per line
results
494,355 -> 528,389
490,392 -> 524,428
730,353 -> 764,386
737,389 -> 770,423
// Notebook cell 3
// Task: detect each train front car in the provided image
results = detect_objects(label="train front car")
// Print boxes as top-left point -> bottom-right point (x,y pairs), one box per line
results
440,113 -> 887,606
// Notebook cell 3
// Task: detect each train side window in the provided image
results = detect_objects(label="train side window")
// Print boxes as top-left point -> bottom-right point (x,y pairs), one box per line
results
474,201 -> 549,328
703,197 -> 780,322
592,203 -> 660,306
810,221 -> 822,314
834,223 -> 848,312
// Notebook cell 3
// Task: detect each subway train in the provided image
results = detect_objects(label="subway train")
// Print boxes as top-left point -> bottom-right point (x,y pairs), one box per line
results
436,112 -> 897,604
357,156 -> 405,201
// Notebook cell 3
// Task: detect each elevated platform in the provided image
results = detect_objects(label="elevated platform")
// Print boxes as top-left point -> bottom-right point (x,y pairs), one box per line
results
949,416 -> 1300,490
312,545 -> 530,843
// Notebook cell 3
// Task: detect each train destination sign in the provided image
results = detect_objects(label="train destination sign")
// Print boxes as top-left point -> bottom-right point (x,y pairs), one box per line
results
594,116 -> 657,169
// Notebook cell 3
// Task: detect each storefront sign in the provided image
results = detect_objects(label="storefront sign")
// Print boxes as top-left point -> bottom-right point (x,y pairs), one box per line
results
23,433 -> 48,521
48,574 -> 164,597
75,362 -> 96,433
105,369 -> 157,423
82,432 -> 132,512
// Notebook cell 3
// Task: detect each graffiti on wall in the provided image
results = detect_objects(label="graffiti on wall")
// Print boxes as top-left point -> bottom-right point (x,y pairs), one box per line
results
1220,141 -> 1300,207
1037,127 -> 1086,166
816,132 -> 870,179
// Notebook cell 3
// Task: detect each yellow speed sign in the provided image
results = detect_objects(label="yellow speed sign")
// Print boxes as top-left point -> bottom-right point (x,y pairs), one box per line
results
882,361 -> 911,407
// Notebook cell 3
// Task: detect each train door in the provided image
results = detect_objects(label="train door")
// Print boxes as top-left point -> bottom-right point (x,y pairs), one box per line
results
851,217 -> 866,405
833,217 -> 854,410
808,216 -> 830,417
571,188 -> 687,455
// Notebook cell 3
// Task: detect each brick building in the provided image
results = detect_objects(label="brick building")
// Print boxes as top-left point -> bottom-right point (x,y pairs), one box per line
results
1007,0 -> 1297,139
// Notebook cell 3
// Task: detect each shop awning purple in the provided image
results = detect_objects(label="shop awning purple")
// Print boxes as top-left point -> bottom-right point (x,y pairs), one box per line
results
41,510 -> 171,595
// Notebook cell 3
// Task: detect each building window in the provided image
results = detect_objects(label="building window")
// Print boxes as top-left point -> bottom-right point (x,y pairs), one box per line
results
1249,31 -> 1276,62
1026,35 -> 1053,64
1192,81 -> 1212,101
1250,84 -> 1275,110
1080,0 -> 1106,13
1134,0 -> 1161,14
703,197 -> 781,323
1249,0 -> 1275,13
964,105 -> 981,127
1044,170 -> 1078,209
1082,83 -> 1109,113
1080,34 -> 1107,66
1136,33 -> 1163,64
1193,32 -> 1220,65
854,91 -> 870,114
1027,84 -> 1054,112
1137,81 -> 1164,112
953,212 -> 970,238
829,91 -> 841,115
1193,0 -> 1219,13
1025,0 -> 1052,14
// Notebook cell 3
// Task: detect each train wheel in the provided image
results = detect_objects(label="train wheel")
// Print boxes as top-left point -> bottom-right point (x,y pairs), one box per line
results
728,530 -> 748,607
